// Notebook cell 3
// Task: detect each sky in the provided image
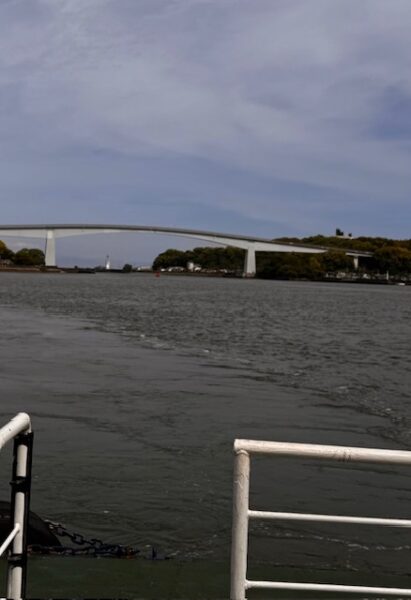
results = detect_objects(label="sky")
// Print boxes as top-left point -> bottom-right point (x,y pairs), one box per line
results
0,0 -> 410,266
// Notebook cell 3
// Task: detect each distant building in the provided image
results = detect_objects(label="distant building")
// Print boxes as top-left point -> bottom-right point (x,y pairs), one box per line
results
187,261 -> 201,272
335,229 -> 353,239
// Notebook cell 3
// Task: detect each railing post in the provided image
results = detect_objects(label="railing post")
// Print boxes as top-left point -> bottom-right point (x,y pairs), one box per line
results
230,449 -> 250,600
7,430 -> 33,600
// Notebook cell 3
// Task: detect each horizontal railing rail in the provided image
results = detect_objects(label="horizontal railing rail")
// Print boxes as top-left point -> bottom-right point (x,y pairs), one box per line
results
0,413 -> 33,600
230,438 -> 411,599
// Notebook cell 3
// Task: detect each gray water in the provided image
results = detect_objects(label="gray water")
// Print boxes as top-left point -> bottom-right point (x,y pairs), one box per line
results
0,273 -> 410,597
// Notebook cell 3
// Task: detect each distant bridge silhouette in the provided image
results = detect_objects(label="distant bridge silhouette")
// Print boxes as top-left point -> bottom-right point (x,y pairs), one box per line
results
0,224 -> 371,276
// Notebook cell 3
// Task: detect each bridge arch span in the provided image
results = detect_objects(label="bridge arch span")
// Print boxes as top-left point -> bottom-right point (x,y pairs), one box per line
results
0,224 -> 372,276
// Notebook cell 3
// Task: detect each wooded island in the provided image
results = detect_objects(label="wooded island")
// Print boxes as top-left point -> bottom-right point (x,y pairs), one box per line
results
153,235 -> 411,280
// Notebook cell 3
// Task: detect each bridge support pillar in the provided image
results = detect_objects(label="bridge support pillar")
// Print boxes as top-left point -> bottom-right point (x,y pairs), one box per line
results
353,256 -> 359,270
243,246 -> 256,278
45,230 -> 56,267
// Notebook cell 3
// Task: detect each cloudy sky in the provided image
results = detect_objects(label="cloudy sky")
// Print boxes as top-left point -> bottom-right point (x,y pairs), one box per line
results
0,0 -> 410,265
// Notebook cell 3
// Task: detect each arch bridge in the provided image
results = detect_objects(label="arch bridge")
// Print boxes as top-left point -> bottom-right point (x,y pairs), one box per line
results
0,224 -> 372,276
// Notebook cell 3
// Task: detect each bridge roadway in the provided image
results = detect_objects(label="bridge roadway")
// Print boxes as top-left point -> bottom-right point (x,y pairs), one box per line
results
0,224 -> 372,276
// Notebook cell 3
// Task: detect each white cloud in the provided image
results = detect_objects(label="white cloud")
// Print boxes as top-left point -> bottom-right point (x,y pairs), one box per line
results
0,0 -> 411,237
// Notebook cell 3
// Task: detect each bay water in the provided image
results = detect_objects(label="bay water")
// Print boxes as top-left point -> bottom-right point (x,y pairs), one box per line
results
0,273 -> 410,597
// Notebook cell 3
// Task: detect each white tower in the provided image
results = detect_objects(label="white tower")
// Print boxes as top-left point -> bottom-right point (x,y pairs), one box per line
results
105,255 -> 111,270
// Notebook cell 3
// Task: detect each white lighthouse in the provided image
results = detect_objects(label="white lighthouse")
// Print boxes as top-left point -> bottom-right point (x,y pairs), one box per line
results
105,255 -> 111,270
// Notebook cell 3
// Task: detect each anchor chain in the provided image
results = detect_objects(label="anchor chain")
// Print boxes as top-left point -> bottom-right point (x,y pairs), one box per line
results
28,520 -> 141,558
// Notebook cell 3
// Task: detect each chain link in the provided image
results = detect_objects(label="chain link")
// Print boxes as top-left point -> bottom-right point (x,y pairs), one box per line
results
28,520 -> 141,558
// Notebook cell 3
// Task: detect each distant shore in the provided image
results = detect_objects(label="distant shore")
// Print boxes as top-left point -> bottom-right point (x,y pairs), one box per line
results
0,266 -> 94,274
0,266 -> 409,285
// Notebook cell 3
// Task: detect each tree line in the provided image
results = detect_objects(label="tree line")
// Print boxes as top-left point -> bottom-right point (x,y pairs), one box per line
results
2,234 -> 411,276
153,246 -> 245,271
153,235 -> 411,279
0,240 -> 45,266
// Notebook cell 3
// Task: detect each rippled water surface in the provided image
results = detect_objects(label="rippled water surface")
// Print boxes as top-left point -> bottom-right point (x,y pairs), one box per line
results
0,273 -> 410,596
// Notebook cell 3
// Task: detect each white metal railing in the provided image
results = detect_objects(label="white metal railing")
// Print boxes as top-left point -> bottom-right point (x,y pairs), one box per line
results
230,439 -> 411,599
0,413 -> 33,600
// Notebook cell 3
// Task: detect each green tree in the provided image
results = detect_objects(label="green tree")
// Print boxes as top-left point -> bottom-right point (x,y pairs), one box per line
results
320,250 -> 353,272
152,246 -> 245,271
259,252 -> 325,280
0,240 -> 14,261
14,248 -> 45,266
153,249 -> 187,270
373,246 -> 411,275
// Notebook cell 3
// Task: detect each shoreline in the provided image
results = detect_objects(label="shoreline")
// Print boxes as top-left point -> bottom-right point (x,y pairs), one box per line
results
0,266 -> 409,285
